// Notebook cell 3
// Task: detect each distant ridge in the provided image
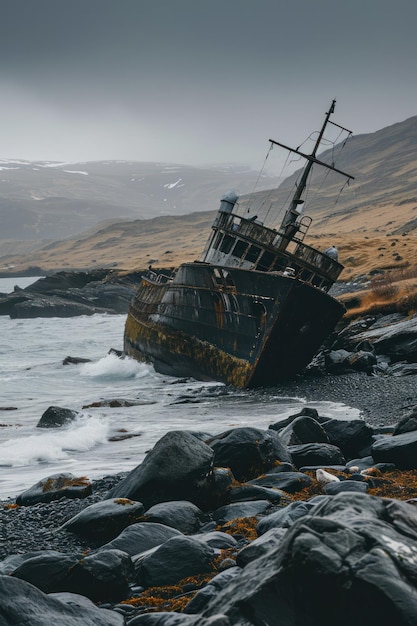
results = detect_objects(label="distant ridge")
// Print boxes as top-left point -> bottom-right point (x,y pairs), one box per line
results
2,115 -> 417,279
0,160 -> 275,241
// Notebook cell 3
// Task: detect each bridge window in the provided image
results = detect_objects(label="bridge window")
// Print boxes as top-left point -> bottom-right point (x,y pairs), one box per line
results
257,251 -> 275,271
300,269 -> 313,282
232,239 -> 248,259
245,244 -> 262,263
212,232 -> 223,250
220,234 -> 235,254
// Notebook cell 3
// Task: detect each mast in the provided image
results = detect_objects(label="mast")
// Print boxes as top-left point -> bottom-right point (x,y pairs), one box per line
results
269,99 -> 354,242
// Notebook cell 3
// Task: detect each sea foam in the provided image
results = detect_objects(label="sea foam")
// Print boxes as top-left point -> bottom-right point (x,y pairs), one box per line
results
0,416 -> 108,467
79,353 -> 149,379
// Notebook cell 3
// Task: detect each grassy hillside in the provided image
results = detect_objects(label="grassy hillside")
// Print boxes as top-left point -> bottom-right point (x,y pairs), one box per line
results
1,115 -> 417,284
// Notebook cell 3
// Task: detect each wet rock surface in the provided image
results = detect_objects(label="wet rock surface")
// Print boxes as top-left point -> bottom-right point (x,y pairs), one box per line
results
0,270 -> 137,318
4,407 -> 417,622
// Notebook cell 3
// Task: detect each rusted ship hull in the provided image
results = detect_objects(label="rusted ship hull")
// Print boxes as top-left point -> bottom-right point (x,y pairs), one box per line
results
124,262 -> 345,387
123,102 -> 352,387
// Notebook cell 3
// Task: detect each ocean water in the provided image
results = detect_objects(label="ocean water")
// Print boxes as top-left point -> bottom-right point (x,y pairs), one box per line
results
0,276 -> 359,499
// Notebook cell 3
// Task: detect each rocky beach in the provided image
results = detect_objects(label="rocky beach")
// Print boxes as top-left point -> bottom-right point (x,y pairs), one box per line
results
2,269 -> 417,624
3,400 -> 417,625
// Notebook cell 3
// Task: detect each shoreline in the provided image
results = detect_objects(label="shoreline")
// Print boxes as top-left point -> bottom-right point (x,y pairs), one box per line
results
275,370 -> 416,426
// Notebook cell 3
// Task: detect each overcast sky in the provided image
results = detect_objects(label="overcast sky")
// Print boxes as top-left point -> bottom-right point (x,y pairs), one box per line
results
1,0 -> 417,167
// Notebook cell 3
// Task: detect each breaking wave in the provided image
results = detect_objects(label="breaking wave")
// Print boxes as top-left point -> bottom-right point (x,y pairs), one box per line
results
0,415 -> 109,467
79,353 -> 150,379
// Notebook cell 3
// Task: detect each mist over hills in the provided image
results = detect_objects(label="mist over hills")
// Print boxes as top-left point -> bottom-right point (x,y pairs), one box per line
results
0,160 -> 275,240
1,114 -> 417,277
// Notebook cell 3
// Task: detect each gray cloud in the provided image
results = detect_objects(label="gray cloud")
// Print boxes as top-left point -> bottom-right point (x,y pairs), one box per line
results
1,0 -> 417,165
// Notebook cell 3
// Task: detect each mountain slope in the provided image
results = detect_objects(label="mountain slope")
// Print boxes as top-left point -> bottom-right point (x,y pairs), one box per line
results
0,160 -> 274,240
2,115 -> 417,280
239,115 -> 417,236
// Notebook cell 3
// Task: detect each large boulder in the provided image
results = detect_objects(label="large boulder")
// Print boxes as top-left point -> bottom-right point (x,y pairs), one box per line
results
59,498 -> 145,542
324,480 -> 368,495
354,314 -> 417,362
278,415 -> 329,447
108,430 -> 214,508
97,522 -> 182,556
0,576 -> 123,625
288,443 -> 345,468
37,406 -> 80,428
4,270 -> 136,319
135,535 -> 215,587
10,549 -> 133,602
184,568 -> 241,615
142,500 -> 204,534
393,407 -> 417,435
269,407 -> 325,433
198,492 -> 417,625
321,418 -> 375,459
372,430 -> 417,469
256,501 -> 316,534
65,549 -> 133,601
236,528 -> 287,568
16,473 -> 92,506
324,349 -> 376,373
206,427 -> 291,482
11,552 -> 79,593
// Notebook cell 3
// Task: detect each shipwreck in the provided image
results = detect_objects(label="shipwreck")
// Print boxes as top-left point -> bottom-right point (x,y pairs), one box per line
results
124,100 -> 354,387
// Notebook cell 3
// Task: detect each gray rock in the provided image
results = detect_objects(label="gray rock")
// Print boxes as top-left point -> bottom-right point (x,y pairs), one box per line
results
108,430 -> 214,508
11,552 -> 78,592
256,501 -> 315,534
228,484 -> 284,504
278,415 -> 329,446
184,568 -> 240,614
143,500 -> 204,534
0,575 -> 123,625
192,531 -> 238,550
372,430 -> 417,469
0,551 -> 64,576
135,535 -> 215,587
269,407 -> 325,432
288,442 -> 345,468
248,471 -> 312,493
236,528 -> 287,567
354,314 -> 417,361
389,362 -> 417,376
322,418 -> 374,459
324,348 -> 354,373
66,549 -> 133,601
60,497 -> 145,542
37,405 -> 80,428
198,492 -> 417,625
212,500 -> 273,524
16,473 -> 92,506
206,427 -> 291,482
324,480 -> 368,495
97,522 -> 183,556
393,407 -> 417,435
10,548 -> 133,602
